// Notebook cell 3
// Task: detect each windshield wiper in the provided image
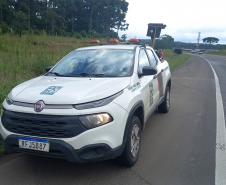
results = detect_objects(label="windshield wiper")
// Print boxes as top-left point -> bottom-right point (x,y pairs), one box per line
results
65,73 -> 105,77
92,74 -> 105,77
48,72 -> 64,76
65,73 -> 90,77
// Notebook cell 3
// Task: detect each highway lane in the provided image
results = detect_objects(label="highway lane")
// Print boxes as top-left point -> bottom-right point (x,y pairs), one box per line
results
203,53 -> 226,61
0,54 -> 225,185
191,53 -> 226,185
201,54 -> 226,117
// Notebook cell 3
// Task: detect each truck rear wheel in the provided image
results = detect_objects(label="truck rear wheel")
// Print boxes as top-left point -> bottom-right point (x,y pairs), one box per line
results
158,86 -> 170,113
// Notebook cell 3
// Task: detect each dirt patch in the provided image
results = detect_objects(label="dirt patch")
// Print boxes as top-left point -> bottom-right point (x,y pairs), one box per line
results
47,43 -> 76,49
30,70 -> 38,78
27,41 -> 47,46
0,76 -> 9,84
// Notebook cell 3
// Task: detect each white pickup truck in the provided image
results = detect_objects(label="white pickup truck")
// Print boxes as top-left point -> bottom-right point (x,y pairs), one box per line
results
0,43 -> 171,167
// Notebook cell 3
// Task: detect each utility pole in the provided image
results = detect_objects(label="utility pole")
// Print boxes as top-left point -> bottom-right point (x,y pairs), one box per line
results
196,32 -> 201,49
96,13 -> 99,33
0,0 -> 3,22
28,8 -> 30,29
28,0 -> 30,30
51,0 -> 55,35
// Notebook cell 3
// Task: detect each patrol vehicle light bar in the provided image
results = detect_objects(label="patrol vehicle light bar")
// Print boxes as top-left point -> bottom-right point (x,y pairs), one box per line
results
90,40 -> 100,44
109,39 -> 119,43
129,38 -> 139,42
89,38 -> 140,46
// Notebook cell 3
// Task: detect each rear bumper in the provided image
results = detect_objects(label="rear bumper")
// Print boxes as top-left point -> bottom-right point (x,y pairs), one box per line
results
0,134 -> 125,163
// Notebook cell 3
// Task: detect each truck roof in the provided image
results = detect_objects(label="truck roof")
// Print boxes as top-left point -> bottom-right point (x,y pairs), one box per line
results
76,44 -> 139,50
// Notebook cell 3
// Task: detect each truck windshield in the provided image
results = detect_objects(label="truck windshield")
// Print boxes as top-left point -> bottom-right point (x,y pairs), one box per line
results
50,49 -> 134,77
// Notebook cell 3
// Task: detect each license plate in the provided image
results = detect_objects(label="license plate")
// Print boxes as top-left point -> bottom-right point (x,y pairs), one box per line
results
19,137 -> 50,152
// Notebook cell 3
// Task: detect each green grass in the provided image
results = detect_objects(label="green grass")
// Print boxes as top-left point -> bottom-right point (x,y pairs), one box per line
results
163,49 -> 190,70
0,34 -> 97,156
0,141 -> 7,156
0,36 -> 190,156
204,49 -> 226,56
0,34 -> 99,105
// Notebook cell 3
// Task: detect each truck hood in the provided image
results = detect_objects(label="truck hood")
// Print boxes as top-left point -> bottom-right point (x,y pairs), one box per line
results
10,76 -> 130,104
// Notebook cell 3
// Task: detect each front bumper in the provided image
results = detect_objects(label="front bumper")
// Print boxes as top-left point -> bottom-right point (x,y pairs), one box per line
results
0,134 -> 124,163
0,102 -> 128,162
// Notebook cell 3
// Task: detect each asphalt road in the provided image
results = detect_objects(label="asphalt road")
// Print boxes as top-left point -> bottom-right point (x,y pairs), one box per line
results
0,54 -> 225,185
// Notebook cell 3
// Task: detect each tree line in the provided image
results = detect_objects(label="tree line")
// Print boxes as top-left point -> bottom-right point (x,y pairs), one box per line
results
139,34 -> 175,49
140,35 -> 225,50
0,0 -> 129,40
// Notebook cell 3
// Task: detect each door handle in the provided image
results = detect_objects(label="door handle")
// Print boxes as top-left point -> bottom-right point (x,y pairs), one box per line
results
153,75 -> 157,79
161,69 -> 164,72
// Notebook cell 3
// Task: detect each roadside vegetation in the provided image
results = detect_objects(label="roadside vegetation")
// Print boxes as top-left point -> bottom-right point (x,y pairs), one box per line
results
204,49 -> 226,56
164,49 -> 190,70
0,0 -> 129,42
0,35 -> 190,156
0,34 -> 95,156
0,141 -> 7,156
0,34 -> 98,105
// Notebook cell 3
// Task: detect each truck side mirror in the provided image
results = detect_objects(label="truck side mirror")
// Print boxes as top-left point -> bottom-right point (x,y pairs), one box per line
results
46,66 -> 53,73
139,66 -> 157,77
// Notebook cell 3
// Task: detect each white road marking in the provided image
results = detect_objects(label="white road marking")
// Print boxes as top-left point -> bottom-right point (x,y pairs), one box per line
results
200,56 -> 226,185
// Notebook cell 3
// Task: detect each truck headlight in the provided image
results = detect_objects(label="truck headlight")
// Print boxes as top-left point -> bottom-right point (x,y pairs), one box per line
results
78,113 -> 113,129
74,90 -> 123,110
6,96 -> 13,105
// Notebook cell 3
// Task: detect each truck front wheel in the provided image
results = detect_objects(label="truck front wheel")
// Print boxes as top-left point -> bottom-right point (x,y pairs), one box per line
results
116,115 -> 141,167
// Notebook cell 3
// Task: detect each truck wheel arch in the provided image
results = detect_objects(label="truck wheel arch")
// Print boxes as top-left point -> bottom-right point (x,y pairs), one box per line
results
122,101 -> 144,144
167,78 -> 171,91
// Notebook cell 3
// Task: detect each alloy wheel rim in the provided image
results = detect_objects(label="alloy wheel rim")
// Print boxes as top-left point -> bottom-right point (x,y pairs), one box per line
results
131,124 -> 140,158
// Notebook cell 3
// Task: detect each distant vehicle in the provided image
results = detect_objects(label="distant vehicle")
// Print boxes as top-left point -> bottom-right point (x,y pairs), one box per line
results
174,49 -> 182,54
198,51 -> 202,54
191,50 -> 196,54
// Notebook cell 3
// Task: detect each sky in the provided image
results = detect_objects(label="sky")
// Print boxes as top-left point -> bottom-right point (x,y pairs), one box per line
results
118,0 -> 226,44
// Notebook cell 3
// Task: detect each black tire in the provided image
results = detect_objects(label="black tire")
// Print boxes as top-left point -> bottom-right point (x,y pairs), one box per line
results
116,115 -> 141,167
158,86 -> 170,113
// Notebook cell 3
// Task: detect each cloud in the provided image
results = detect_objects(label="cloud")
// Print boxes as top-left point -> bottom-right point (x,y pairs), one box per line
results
118,0 -> 226,44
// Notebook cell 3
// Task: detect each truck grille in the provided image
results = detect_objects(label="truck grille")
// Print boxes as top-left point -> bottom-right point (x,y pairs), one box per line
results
2,109 -> 86,138
10,118 -> 66,127
6,124 -> 71,138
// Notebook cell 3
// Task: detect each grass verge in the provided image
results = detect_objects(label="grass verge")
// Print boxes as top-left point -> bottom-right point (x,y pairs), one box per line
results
0,141 -> 7,156
163,49 -> 190,70
0,36 -> 190,156
0,34 -> 96,156
203,49 -> 226,56
0,34 -> 101,105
